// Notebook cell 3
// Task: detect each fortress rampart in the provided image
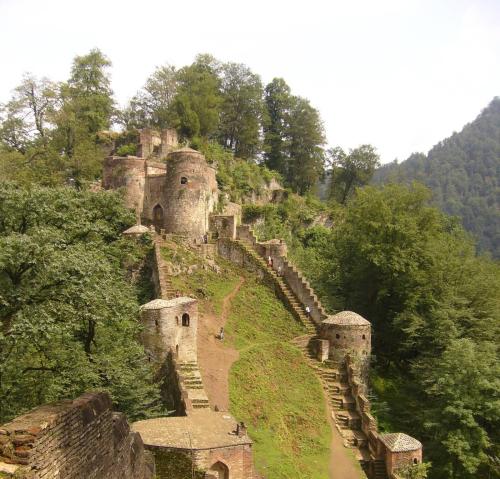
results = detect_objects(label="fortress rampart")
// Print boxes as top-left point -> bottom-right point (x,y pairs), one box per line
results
0,392 -> 154,479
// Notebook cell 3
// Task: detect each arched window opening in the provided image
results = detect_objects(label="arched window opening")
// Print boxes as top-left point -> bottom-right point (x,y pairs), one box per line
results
154,318 -> 159,327
176,344 -> 179,356
362,334 -> 366,340
335,334 -> 340,339
207,461 -> 229,479
182,313 -> 190,327
413,458 -> 419,465
180,176 -> 188,185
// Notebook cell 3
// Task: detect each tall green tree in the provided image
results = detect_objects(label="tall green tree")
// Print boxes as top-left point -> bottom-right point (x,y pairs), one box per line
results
328,144 -> 380,204
66,48 -> 114,134
287,96 -> 326,194
263,78 -> 293,174
173,54 -> 221,139
218,62 -> 263,159
316,182 -> 500,478
123,64 -> 178,129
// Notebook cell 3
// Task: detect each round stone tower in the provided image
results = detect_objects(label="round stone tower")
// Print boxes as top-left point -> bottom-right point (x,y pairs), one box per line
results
102,156 -> 146,216
164,148 -> 218,238
320,311 -> 371,363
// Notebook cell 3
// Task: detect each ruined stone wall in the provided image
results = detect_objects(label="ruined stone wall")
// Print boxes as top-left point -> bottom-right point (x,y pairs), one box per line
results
217,239 -> 268,282
103,156 -> 146,214
0,392 -> 153,479
164,149 -> 218,238
151,240 -> 169,299
210,215 -> 237,239
142,174 -> 168,226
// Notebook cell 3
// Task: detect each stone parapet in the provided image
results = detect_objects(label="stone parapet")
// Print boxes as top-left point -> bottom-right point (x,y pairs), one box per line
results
0,392 -> 154,479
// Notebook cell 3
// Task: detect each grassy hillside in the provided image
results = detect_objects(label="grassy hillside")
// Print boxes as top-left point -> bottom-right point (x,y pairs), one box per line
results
163,241 -> 331,478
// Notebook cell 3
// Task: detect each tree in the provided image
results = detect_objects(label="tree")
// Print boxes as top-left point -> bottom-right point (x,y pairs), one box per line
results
328,144 -> 380,204
0,183 -> 161,422
397,463 -> 431,479
0,74 -> 58,153
66,48 -> 114,134
124,64 -> 178,129
263,78 -> 293,174
218,62 -> 263,159
172,54 -> 221,139
316,182 -> 500,478
418,340 -> 499,478
287,96 -> 326,194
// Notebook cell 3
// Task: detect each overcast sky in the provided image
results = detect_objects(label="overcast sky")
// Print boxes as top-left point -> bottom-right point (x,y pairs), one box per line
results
1,0 -> 499,163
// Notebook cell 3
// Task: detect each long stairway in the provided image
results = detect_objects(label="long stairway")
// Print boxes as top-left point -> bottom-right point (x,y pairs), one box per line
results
235,237 -> 369,476
235,239 -> 316,334
293,336 -> 370,462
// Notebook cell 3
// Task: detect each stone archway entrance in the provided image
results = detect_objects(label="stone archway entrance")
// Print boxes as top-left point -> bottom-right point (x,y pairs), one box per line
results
206,461 -> 229,479
152,204 -> 164,232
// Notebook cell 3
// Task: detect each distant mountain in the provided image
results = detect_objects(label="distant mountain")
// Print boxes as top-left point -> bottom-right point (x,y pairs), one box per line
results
374,97 -> 500,257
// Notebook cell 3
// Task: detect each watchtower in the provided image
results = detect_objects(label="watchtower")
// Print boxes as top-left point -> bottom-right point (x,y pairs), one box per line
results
140,297 -> 198,363
320,311 -> 371,366
164,148 -> 218,238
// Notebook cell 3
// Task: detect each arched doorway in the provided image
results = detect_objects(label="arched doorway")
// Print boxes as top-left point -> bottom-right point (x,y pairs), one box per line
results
206,461 -> 229,479
152,204 -> 163,232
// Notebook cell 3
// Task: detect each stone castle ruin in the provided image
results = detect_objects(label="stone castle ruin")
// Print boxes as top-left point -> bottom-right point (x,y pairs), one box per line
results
103,129 -> 220,237
0,137 -> 423,479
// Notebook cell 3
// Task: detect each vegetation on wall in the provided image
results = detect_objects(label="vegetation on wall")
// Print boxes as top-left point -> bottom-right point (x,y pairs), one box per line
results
0,183 -> 162,423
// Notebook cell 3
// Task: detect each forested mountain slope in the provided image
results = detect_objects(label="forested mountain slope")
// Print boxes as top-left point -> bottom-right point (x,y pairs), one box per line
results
374,97 -> 500,257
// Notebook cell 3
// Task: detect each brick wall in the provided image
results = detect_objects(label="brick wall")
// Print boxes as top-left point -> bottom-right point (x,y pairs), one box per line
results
0,392 -> 154,479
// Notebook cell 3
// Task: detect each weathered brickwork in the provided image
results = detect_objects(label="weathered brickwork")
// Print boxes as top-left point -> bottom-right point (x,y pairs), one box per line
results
103,156 -> 148,212
164,148 -> 218,238
0,392 -> 154,479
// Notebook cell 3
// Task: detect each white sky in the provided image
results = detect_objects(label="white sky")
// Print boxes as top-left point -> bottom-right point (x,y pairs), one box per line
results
0,0 -> 499,163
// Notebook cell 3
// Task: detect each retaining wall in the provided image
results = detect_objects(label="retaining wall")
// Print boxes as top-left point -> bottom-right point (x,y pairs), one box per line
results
0,392 -> 154,479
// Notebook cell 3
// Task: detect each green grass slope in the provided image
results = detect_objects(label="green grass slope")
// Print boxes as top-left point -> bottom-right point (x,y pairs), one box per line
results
162,241 -> 330,478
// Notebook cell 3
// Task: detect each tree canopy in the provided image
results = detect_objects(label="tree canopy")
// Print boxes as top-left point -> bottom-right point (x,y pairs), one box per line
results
374,97 -> 500,258
0,183 -> 161,422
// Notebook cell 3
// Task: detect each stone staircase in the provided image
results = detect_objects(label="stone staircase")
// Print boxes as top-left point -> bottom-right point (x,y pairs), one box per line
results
164,276 -> 175,299
293,335 -> 370,461
373,459 -> 389,479
177,361 -> 210,410
235,239 -> 316,335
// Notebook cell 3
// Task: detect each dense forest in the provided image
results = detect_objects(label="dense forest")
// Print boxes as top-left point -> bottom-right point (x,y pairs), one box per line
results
0,49 -> 499,479
374,98 -> 500,258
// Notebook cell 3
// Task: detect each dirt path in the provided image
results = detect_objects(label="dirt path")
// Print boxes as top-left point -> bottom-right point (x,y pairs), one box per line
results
321,386 -> 366,479
197,277 -> 245,411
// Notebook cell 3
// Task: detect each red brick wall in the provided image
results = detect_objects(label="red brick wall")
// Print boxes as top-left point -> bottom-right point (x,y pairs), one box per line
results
0,392 -> 154,479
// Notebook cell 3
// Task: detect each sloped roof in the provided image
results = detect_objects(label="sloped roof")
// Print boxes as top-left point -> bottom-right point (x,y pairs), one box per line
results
322,311 -> 370,326
122,224 -> 150,235
380,433 -> 422,452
